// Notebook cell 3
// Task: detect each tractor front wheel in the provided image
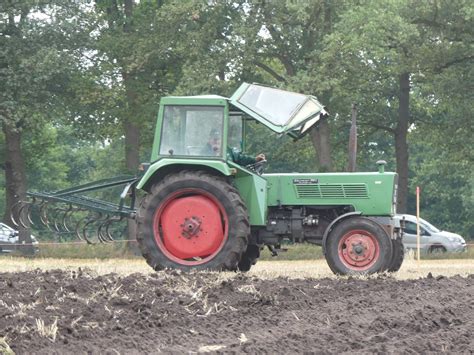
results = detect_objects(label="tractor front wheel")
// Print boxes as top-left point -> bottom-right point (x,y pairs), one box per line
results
325,217 -> 392,275
137,171 -> 249,271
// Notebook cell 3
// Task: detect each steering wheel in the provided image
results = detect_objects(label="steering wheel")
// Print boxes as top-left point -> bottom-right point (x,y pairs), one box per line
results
246,159 -> 267,175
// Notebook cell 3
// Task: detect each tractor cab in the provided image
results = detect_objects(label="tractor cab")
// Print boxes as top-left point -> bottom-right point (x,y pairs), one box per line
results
153,95 -> 228,161
150,83 -> 328,164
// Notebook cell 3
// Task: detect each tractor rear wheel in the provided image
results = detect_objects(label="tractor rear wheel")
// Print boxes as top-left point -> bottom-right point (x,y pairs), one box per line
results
325,217 -> 392,275
387,234 -> 404,272
137,171 -> 249,271
238,244 -> 260,272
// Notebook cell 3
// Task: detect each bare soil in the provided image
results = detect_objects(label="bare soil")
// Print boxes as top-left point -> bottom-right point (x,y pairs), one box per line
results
0,270 -> 473,354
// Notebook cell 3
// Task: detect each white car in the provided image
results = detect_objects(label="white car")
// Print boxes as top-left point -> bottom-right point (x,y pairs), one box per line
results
0,223 -> 39,254
395,214 -> 467,253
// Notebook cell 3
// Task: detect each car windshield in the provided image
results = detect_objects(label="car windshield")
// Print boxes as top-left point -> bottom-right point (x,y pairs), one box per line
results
420,218 -> 441,233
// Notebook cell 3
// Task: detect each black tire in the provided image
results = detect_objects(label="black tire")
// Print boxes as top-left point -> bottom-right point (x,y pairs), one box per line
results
238,244 -> 260,272
325,217 -> 393,275
387,234 -> 404,272
428,245 -> 447,254
136,171 -> 249,271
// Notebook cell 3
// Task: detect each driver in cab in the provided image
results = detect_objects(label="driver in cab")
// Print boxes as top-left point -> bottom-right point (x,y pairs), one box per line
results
204,128 -> 265,166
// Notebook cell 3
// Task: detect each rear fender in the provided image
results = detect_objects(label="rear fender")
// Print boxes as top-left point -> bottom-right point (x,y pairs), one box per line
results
136,159 -> 232,192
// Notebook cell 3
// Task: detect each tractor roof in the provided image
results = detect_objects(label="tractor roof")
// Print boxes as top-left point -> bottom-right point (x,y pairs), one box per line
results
161,95 -> 227,106
230,83 -> 328,140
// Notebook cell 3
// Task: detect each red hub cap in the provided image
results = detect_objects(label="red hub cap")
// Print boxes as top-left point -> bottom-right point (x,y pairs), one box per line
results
338,230 -> 380,271
153,189 -> 228,265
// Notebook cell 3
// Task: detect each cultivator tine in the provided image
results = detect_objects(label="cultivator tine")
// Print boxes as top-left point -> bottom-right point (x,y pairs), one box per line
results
97,215 -> 111,243
10,201 -> 24,228
17,204 -> 28,228
99,216 -> 125,242
98,214 -> 116,243
105,217 -> 121,241
74,215 -> 86,242
10,199 -> 31,228
52,207 -> 65,233
39,201 -> 51,228
61,205 -> 74,233
22,197 -> 36,227
72,212 -> 109,244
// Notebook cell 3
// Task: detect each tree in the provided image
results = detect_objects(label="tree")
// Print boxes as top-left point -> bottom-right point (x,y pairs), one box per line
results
228,0 -> 350,171
321,0 -> 473,213
0,1 -> 90,233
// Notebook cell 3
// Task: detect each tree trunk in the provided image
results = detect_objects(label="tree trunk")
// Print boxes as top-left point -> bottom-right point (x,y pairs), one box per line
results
395,72 -> 410,213
3,124 -> 27,226
122,72 -> 141,255
124,119 -> 140,172
2,123 -> 33,254
119,0 -> 141,254
124,118 -> 141,255
310,118 -> 332,172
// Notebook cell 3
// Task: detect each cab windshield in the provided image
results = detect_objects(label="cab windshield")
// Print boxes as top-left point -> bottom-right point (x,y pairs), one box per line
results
233,84 -> 326,134
159,105 -> 224,157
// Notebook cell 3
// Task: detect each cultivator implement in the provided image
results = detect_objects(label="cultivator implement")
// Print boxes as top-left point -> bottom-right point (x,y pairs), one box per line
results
11,175 -> 139,244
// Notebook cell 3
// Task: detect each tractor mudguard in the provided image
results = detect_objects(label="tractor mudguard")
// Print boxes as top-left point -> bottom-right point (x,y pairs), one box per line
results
136,158 -> 233,191
322,213 -> 400,255
321,211 -> 362,255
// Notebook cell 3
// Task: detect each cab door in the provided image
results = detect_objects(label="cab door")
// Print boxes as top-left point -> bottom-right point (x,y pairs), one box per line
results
402,221 -> 430,251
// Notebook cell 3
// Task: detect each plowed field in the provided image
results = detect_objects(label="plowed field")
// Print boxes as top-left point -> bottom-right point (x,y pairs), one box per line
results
0,269 -> 473,354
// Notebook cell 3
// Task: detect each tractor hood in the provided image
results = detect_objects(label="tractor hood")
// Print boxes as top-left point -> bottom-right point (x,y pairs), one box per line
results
229,83 -> 328,140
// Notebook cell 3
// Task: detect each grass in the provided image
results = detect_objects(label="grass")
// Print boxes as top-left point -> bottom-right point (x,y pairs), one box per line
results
35,242 -> 137,259
11,241 -> 473,261
0,253 -> 472,280
259,243 -> 324,261
1,240 -> 472,280
5,241 -> 138,259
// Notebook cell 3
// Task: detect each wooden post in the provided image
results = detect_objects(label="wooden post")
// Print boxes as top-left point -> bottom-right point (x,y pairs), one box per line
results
416,186 -> 420,262
347,103 -> 357,172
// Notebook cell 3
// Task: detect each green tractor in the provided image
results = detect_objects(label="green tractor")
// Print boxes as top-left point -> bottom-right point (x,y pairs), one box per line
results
20,83 -> 403,275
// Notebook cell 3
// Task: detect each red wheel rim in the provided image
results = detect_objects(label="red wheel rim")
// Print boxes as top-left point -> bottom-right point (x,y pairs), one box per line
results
338,230 -> 380,271
153,188 -> 228,266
